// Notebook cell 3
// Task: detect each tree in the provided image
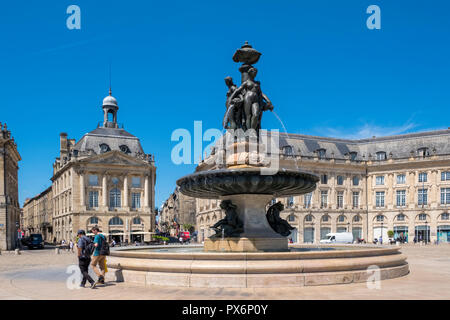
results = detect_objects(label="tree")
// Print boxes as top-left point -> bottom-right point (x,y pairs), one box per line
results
182,224 -> 195,233
387,230 -> 394,238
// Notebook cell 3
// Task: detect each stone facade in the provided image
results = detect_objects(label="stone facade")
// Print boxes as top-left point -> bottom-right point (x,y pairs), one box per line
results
196,129 -> 450,244
159,187 -> 196,236
0,123 -> 21,250
22,186 -> 53,241
24,92 -> 156,244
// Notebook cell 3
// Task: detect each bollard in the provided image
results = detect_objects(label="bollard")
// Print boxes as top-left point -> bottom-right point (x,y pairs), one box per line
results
55,248 -> 60,255
14,249 -> 20,255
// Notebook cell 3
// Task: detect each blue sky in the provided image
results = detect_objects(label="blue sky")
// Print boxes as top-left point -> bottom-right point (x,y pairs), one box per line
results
1,0 -> 450,208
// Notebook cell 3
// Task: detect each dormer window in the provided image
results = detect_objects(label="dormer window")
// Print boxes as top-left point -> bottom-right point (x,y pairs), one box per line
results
316,148 -> 326,159
120,145 -> 131,154
282,145 -> 293,156
376,151 -> 386,161
349,152 -> 357,161
99,143 -> 111,153
418,147 -> 430,158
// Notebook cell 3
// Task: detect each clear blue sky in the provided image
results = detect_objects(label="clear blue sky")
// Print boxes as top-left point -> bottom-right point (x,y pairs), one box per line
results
1,0 -> 450,208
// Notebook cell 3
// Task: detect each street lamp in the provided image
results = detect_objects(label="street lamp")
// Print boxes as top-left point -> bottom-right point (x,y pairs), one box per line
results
381,220 -> 384,244
425,220 -> 428,245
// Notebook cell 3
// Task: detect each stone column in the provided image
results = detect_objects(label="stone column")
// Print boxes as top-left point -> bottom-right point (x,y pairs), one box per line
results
79,172 -> 85,207
123,175 -> 129,210
144,175 -> 149,209
102,174 -> 107,209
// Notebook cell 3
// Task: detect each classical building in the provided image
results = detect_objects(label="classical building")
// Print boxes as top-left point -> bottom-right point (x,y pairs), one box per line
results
0,123 -> 21,250
24,91 -> 156,244
196,129 -> 450,244
22,186 -> 53,241
159,187 -> 196,236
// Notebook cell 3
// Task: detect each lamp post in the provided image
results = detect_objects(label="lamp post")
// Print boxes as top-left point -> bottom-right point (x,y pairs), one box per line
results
425,220 -> 428,245
381,220 -> 384,244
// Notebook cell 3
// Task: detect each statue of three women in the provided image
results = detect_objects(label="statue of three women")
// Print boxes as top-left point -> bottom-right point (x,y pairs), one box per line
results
223,42 -> 274,133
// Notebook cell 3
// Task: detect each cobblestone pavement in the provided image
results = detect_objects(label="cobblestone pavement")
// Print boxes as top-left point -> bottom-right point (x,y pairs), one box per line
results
0,244 -> 449,300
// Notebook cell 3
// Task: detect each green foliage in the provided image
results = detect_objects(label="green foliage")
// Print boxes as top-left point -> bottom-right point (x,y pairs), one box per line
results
182,223 -> 195,233
153,235 -> 169,242
387,230 -> 394,238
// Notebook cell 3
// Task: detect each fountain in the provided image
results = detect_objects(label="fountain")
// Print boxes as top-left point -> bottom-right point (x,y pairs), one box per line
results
106,42 -> 409,288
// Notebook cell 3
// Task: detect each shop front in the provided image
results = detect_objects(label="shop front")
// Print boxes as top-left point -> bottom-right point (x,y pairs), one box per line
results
394,226 -> 408,242
415,225 -> 430,243
437,225 -> 450,243
303,227 -> 314,243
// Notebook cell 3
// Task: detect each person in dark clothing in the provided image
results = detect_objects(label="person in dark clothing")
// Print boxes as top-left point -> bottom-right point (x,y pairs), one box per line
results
76,230 -> 96,289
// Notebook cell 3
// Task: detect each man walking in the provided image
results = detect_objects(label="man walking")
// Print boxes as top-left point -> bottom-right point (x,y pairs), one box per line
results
76,230 -> 96,289
91,226 -> 106,285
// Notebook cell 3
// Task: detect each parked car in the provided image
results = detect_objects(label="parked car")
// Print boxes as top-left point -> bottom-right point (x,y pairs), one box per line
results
24,234 -> 44,249
320,232 -> 353,244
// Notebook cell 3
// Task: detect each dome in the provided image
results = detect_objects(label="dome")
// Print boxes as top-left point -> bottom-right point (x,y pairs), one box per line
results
103,94 -> 118,108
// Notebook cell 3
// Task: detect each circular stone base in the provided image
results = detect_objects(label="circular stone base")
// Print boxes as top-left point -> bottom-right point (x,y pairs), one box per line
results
204,237 -> 288,252
106,245 -> 410,288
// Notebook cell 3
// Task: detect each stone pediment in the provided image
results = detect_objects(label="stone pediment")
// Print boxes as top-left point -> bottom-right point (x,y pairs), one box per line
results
84,152 -> 147,166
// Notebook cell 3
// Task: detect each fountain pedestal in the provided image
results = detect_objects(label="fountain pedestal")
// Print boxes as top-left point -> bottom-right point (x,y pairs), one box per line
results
204,194 -> 288,252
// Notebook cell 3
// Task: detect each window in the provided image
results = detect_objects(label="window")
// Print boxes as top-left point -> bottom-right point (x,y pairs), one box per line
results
99,143 -> 111,153
109,216 -> 123,225
338,215 -> 345,222
304,193 -> 312,208
397,214 -> 405,221
109,188 -> 121,208
89,175 -> 98,186
441,213 -> 450,220
376,176 -> 385,185
418,189 -> 428,206
441,188 -> 450,205
418,147 -> 429,158
270,198 -> 276,206
317,149 -> 326,159
352,192 -> 359,208
337,191 -> 344,208
89,191 -> 99,208
287,196 -> 294,208
396,190 -> 406,207
352,176 -> 359,186
418,213 -> 427,221
322,215 -> 329,222
305,214 -> 313,222
132,177 -> 141,188
441,172 -> 450,181
349,152 -> 357,161
320,191 -> 328,208
119,145 -> 131,154
353,215 -> 360,222
376,191 -> 385,207
321,174 -> 328,184
132,193 -> 141,209
283,145 -> 293,156
397,174 -> 406,184
89,217 -> 98,224
132,217 -> 141,225
112,177 -> 119,185
337,176 -> 344,185
418,172 -> 428,183
288,214 -> 295,222
376,215 -> 384,222
376,152 -> 386,161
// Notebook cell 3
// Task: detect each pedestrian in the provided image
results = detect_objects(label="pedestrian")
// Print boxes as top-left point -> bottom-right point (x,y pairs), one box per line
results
69,240 -> 74,253
90,226 -> 107,285
53,237 -> 56,245
76,230 -> 96,289
179,235 -> 183,245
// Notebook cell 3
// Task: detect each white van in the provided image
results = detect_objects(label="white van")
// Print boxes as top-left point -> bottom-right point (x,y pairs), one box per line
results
320,232 -> 353,244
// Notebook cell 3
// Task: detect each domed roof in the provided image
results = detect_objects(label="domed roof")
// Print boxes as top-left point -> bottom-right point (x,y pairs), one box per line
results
103,94 -> 118,108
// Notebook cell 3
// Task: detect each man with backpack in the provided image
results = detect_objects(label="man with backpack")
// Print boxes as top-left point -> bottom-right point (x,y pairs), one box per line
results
76,230 -> 96,289
90,226 -> 109,285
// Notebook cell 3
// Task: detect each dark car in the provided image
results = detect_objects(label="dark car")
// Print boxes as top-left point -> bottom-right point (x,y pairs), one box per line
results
25,234 -> 44,249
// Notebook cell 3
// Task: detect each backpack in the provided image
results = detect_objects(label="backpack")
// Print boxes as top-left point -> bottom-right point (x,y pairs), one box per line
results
98,234 -> 110,256
81,237 -> 95,257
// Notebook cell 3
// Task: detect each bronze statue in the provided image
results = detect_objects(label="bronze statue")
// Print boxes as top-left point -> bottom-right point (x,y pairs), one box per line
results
266,202 -> 294,237
210,200 -> 244,237
223,77 -> 244,130
222,42 -> 274,133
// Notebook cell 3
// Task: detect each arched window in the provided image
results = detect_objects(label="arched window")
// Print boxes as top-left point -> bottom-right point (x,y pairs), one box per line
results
338,215 -> 346,222
418,213 -> 427,221
282,145 -> 293,156
288,214 -> 296,222
322,215 -> 329,222
316,148 -> 326,159
376,151 -> 387,161
353,215 -> 361,222
417,147 -> 429,158
132,217 -> 141,225
89,217 -> 98,225
376,215 -> 384,222
441,213 -> 449,220
99,143 -> 111,153
304,214 -> 313,222
396,214 -> 406,221
109,188 -> 121,208
349,152 -> 357,161
109,217 -> 124,225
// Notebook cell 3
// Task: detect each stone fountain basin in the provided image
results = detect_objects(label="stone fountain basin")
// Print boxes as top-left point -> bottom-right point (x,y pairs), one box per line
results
176,167 -> 319,199
105,244 -> 409,288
